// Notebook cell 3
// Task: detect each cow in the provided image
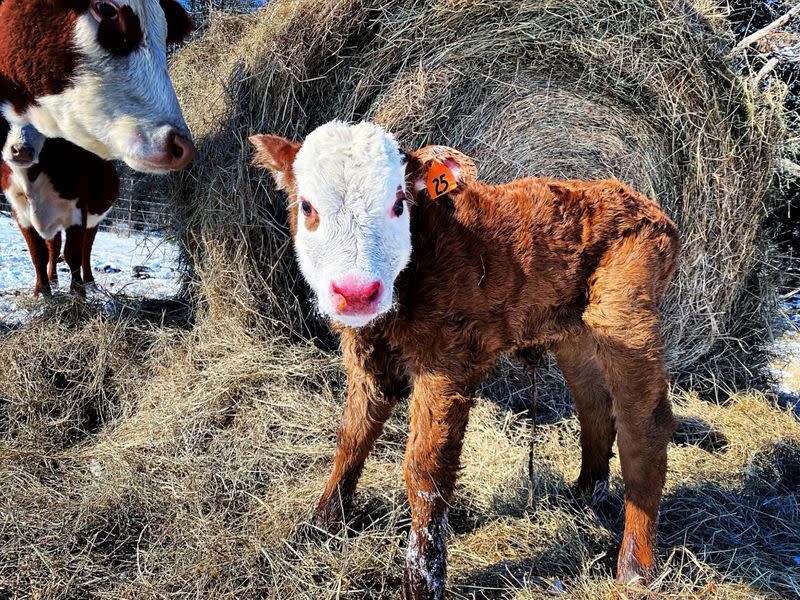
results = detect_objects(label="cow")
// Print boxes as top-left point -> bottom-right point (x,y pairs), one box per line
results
250,121 -> 680,599
0,0 -> 196,173
2,123 -> 118,297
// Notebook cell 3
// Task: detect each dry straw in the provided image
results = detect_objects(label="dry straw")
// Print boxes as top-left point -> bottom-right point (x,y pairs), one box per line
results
168,0 -> 784,379
1,1 -> 798,598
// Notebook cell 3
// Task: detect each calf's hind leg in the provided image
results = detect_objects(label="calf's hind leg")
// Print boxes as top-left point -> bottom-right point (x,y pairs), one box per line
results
584,233 -> 677,584
47,232 -> 62,287
554,332 -> 615,505
82,227 -> 99,287
64,225 -> 87,296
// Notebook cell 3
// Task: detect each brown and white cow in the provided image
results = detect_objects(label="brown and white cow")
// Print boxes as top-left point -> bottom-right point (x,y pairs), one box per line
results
252,121 -> 680,599
2,123 -> 119,297
0,0 -> 195,173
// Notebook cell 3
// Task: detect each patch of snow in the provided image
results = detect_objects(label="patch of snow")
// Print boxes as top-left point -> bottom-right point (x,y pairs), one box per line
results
770,298 -> 800,403
0,214 -> 182,324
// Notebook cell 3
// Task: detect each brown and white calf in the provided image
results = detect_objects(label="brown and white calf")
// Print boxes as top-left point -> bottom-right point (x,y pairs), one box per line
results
0,0 -> 195,173
2,124 -> 119,297
251,121 -> 680,599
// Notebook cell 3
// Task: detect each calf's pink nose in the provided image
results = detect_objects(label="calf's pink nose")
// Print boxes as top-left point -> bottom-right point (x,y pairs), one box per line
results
331,280 -> 383,315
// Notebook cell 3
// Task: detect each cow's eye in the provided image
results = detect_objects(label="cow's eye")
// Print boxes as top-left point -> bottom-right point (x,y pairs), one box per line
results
94,1 -> 119,19
300,199 -> 314,217
392,198 -> 404,217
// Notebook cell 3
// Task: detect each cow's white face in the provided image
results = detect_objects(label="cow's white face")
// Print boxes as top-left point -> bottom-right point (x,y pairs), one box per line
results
251,122 -> 413,328
1,0 -> 195,174
2,123 -> 45,169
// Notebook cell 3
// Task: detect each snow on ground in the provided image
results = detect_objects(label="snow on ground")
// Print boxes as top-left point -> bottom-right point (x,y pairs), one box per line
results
770,296 -> 800,401
0,214 -> 181,323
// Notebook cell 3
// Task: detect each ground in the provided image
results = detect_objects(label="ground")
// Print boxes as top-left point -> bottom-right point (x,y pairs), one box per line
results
0,214 -> 181,323
0,217 -> 798,599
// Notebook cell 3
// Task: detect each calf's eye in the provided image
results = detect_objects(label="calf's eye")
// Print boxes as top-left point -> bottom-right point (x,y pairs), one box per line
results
392,198 -> 404,217
301,199 -> 314,217
94,1 -> 119,19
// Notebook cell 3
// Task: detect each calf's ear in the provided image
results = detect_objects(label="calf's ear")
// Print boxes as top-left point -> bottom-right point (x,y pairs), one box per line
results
406,145 -> 477,199
249,134 -> 301,192
160,0 -> 194,44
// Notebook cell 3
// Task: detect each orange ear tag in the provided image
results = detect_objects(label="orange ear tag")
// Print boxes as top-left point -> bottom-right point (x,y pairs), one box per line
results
425,161 -> 457,200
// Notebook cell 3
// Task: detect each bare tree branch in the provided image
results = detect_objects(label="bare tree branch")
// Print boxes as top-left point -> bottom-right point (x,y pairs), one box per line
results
732,4 -> 800,54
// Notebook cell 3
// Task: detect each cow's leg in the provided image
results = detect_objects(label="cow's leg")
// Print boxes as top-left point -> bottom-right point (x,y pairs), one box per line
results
313,332 -> 408,534
46,231 -> 62,287
402,372 -> 473,600
583,232 -> 677,584
82,227 -> 99,288
554,333 -> 615,505
64,225 -> 86,296
17,223 -> 51,298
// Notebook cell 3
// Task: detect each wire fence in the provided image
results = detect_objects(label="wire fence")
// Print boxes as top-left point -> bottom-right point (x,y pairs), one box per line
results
0,167 -> 171,234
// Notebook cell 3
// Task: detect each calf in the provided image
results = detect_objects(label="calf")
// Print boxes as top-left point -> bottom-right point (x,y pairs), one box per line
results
2,124 -> 118,297
0,0 -> 195,173
251,121 -> 680,599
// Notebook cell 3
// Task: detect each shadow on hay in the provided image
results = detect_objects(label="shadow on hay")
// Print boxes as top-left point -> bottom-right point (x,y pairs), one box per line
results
453,445 -> 800,599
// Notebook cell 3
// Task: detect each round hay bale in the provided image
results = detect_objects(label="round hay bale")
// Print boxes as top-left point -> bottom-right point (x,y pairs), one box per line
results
167,0 -> 784,378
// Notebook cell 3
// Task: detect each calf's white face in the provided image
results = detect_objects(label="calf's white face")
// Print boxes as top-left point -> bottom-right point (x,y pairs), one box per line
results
1,0 -> 195,173
2,124 -> 46,169
251,121 -> 413,328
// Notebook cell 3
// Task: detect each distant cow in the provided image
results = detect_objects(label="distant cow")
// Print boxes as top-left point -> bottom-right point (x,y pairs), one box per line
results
251,121 -> 680,599
2,124 -> 118,297
0,0 -> 196,173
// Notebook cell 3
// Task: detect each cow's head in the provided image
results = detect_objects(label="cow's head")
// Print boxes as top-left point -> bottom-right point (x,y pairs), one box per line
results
250,121 -> 474,328
2,123 -> 46,169
0,0 -> 195,173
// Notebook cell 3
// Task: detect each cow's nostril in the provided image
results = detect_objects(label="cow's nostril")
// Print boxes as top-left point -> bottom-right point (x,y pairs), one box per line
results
10,145 -> 33,163
167,133 -> 183,159
364,281 -> 382,303
164,131 -> 196,169
331,280 -> 383,314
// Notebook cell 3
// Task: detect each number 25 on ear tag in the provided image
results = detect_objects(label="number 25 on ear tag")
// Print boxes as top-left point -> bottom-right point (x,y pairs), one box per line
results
426,161 -> 457,200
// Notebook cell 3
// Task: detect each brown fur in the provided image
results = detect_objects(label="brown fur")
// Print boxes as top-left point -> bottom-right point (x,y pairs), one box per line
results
0,0 -> 192,114
253,138 -> 680,599
2,138 -> 119,296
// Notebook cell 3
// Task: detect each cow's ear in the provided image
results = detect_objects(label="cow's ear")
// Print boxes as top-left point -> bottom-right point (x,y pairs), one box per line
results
160,0 -> 193,44
406,145 -> 477,199
249,134 -> 302,192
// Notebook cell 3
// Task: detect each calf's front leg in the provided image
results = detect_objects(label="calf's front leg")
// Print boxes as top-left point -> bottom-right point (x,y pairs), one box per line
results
403,373 -> 473,600
313,333 -> 407,534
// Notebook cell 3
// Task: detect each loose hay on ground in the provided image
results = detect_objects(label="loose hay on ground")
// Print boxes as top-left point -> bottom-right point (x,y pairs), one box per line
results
1,301 -> 799,598
2,0 -> 799,598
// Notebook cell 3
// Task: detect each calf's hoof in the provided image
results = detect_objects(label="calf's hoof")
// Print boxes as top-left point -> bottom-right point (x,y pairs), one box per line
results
32,285 -> 52,299
310,507 -> 345,537
308,491 -> 350,537
616,537 -> 656,586
70,281 -> 86,297
402,568 -> 445,600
